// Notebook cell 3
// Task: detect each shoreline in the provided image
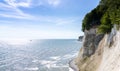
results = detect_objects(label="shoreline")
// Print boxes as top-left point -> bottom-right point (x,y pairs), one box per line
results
69,59 -> 79,71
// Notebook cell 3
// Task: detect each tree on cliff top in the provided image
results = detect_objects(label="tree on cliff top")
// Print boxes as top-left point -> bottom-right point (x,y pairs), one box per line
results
82,0 -> 120,33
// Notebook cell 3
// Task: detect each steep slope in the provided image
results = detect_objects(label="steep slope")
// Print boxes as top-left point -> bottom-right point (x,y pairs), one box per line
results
75,25 -> 120,71
74,0 -> 120,70
75,28 -> 104,71
98,27 -> 120,71
75,0 -> 120,71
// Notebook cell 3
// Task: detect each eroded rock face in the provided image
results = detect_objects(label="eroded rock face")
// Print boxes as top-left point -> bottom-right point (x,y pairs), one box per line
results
82,28 -> 104,57
75,25 -> 119,71
97,25 -> 120,71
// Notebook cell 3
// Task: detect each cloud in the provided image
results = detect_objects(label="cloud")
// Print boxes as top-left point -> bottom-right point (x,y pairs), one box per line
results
0,0 -> 34,19
4,0 -> 32,8
54,17 -> 80,25
47,0 -> 61,7
0,0 -> 62,19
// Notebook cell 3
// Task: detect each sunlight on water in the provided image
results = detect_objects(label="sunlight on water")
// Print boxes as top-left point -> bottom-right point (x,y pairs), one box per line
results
0,39 -> 82,71
0,39 -> 31,45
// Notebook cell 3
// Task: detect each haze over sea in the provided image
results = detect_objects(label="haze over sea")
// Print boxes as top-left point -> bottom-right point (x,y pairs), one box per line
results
0,39 -> 82,71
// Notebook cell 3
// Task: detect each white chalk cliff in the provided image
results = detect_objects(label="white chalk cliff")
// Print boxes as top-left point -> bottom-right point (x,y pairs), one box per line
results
75,25 -> 120,71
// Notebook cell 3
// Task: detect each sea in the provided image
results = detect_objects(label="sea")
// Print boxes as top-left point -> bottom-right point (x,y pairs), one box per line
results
0,39 -> 82,71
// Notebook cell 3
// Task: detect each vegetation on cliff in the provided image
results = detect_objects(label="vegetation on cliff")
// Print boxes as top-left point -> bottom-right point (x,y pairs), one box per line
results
76,1 -> 120,71
82,0 -> 120,33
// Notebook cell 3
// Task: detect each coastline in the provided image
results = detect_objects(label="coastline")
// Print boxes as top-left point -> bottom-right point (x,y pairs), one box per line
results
69,59 -> 79,71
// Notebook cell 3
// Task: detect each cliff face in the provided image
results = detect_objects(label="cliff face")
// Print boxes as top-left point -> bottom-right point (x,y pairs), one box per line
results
98,25 -> 120,71
82,28 -> 104,58
75,25 -> 120,71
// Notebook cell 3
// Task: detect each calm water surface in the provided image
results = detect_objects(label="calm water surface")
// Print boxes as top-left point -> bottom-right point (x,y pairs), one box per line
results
0,39 -> 82,71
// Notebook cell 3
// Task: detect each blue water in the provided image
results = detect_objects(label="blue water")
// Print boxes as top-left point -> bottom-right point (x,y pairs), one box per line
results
0,39 -> 82,71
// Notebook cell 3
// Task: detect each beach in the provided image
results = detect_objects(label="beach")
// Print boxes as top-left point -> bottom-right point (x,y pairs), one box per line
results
69,59 -> 79,71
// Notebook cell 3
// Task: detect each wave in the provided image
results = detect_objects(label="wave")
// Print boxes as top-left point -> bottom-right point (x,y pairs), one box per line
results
24,67 -> 39,71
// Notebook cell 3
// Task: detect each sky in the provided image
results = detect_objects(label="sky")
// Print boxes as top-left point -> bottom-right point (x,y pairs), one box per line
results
0,0 -> 100,43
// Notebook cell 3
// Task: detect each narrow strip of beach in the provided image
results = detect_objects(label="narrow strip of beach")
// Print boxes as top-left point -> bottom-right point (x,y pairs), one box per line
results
69,59 -> 79,71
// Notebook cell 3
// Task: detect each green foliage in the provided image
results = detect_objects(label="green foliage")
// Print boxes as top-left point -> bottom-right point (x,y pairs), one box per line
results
98,23 -> 113,34
98,13 -> 113,34
107,0 -> 120,25
82,0 -> 120,33
82,13 -> 92,31
82,8 -> 101,31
